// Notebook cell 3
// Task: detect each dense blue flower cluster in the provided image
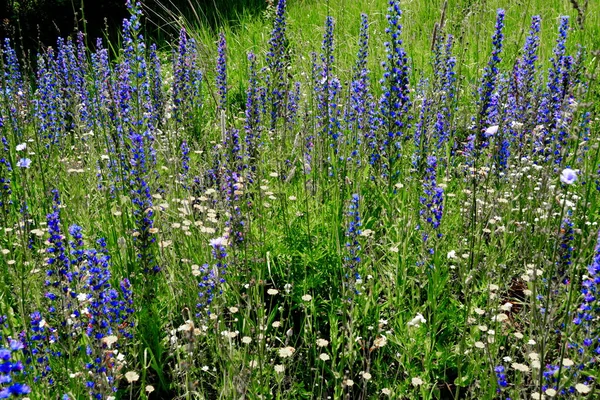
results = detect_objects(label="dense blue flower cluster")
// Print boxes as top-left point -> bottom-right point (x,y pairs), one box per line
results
474,9 -> 505,152
173,28 -> 191,123
1,39 -> 25,142
543,17 -> 574,165
45,189 -> 77,318
433,33 -> 456,102
508,16 -> 540,151
313,16 -> 342,163
116,2 -> 161,277
344,194 -> 362,283
173,29 -> 202,125
540,17 -> 570,128
80,238 -> 134,399
0,337 -> 31,399
378,0 -> 411,178
89,39 -> 112,131
130,131 -> 159,275
419,156 -> 444,250
197,238 -> 228,317
265,0 -> 289,129
0,0 -> 596,397
435,36 -> 456,152
346,14 -> 373,166
573,230 -> 600,358
557,217 -> 574,280
37,214 -> 135,398
54,34 -> 90,132
26,310 -> 55,385
34,50 -> 66,147
286,81 -> 301,130
216,32 -> 228,113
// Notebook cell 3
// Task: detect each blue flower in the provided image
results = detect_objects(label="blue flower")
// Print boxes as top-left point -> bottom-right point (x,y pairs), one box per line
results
198,236 -> 228,317
378,0 -> 411,178
560,168 -> 577,185
216,32 -> 228,112
0,336 -> 31,398
494,365 -> 508,388
16,158 -> 31,169
344,194 -> 362,288
474,9 -> 505,149
265,0 -> 289,129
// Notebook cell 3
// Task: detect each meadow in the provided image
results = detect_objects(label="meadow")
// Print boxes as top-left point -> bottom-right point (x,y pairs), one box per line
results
0,0 -> 600,398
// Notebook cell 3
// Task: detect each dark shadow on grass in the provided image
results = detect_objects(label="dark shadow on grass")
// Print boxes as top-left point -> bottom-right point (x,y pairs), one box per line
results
0,0 -> 268,53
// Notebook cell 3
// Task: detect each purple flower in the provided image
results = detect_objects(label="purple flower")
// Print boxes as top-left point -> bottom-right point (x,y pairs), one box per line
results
560,168 -> 577,185
16,158 -> 31,169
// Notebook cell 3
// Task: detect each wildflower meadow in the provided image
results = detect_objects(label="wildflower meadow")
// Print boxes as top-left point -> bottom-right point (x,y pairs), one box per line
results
0,0 -> 600,398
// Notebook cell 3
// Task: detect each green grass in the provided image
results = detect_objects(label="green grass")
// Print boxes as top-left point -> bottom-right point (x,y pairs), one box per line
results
0,0 -> 599,399
154,0 -> 599,110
